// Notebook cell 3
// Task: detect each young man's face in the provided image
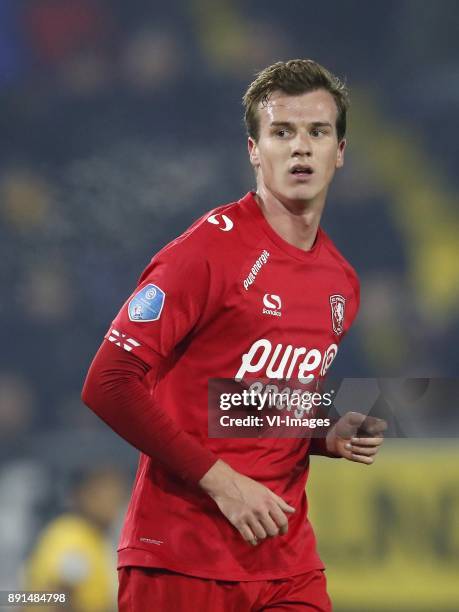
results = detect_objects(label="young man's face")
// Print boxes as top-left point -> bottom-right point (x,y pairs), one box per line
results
248,89 -> 346,207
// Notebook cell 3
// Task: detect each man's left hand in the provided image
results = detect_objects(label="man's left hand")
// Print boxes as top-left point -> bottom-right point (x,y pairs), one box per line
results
325,411 -> 387,465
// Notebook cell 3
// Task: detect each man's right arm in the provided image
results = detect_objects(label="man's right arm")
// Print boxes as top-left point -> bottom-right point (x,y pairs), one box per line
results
81,340 -> 295,545
81,339 -> 218,483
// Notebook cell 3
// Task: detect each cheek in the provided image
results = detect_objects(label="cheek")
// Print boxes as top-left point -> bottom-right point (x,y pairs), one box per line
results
264,147 -> 286,172
257,144 -> 289,182
258,148 -> 275,172
322,149 -> 339,174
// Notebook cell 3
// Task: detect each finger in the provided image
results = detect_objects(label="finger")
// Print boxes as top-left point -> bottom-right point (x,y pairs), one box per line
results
247,516 -> 268,541
239,524 -> 259,546
350,453 -> 375,465
273,495 -> 295,514
268,504 -> 289,535
359,417 -> 387,436
335,412 -> 367,437
351,437 -> 384,447
346,411 -> 368,427
347,444 -> 379,457
260,513 -> 280,537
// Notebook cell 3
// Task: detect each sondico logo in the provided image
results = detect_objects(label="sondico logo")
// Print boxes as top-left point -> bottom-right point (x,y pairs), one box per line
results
207,213 -> 233,232
235,338 -> 338,381
263,294 -> 282,317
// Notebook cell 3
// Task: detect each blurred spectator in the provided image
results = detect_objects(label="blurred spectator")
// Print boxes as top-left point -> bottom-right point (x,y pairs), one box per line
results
19,260 -> 73,323
121,27 -> 183,92
192,0 -> 288,77
1,168 -> 52,231
0,462 -> 50,591
23,0 -> 110,68
0,372 -> 35,445
24,467 -> 127,612
0,374 -> 41,590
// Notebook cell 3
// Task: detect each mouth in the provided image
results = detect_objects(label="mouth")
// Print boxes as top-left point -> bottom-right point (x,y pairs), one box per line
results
289,164 -> 314,178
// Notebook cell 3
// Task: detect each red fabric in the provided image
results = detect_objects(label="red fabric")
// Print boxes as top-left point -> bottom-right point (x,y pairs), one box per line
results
118,566 -> 332,612
81,340 -> 218,484
308,435 -> 341,458
25,0 -> 106,63
83,191 -> 360,581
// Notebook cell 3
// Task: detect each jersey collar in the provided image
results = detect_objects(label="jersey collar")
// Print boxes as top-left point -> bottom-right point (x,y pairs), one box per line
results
239,191 -> 323,262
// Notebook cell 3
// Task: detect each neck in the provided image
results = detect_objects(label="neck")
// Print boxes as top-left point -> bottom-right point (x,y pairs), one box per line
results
254,185 -> 326,251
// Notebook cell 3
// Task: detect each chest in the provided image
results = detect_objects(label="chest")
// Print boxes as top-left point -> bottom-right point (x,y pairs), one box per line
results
198,250 -> 357,381
232,252 -> 354,343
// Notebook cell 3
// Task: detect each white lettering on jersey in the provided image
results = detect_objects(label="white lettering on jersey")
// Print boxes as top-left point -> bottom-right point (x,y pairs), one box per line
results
243,250 -> 270,290
235,338 -> 338,382
207,213 -> 233,232
139,537 -> 164,546
108,328 -> 141,352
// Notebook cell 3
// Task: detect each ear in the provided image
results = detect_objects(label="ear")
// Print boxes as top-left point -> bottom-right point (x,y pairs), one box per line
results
336,138 -> 346,168
248,137 -> 260,168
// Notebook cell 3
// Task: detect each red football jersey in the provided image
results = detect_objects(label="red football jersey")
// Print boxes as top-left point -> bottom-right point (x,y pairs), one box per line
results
105,191 -> 359,580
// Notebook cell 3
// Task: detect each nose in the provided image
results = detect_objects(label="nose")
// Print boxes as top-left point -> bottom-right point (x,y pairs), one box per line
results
292,133 -> 312,157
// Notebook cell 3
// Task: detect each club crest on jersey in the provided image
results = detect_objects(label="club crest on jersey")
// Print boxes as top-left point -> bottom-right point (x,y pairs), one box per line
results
329,294 -> 345,336
128,284 -> 165,322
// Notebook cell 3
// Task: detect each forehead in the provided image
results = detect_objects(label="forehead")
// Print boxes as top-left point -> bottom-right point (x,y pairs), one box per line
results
258,89 -> 338,126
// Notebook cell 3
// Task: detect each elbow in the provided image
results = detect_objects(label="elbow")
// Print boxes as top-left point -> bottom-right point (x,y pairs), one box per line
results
80,340 -> 149,417
81,359 -> 110,414
80,342 -> 114,413
81,371 -> 113,424
81,379 -> 90,407
81,371 -> 97,412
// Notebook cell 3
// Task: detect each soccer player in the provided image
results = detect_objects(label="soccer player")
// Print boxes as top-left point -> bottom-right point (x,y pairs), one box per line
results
82,59 -> 386,611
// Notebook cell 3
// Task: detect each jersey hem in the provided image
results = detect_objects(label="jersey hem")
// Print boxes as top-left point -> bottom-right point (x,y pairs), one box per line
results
117,546 -> 325,582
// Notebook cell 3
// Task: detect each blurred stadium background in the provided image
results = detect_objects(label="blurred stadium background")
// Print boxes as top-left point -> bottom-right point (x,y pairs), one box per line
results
0,1 -> 458,610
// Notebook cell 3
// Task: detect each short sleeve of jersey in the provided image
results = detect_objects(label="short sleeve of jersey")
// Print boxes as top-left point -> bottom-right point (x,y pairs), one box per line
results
105,243 -> 210,365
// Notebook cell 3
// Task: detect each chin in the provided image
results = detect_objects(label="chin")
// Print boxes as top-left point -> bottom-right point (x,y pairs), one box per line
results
265,183 -> 321,206
285,187 -> 319,203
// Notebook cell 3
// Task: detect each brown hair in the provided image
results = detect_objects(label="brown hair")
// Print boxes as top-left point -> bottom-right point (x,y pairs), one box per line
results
243,59 -> 349,142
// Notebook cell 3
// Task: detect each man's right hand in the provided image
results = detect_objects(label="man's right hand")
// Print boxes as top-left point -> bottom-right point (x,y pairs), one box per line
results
199,459 -> 295,546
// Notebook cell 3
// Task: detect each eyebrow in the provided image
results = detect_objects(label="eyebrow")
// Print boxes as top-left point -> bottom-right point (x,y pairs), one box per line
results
269,121 -> 333,128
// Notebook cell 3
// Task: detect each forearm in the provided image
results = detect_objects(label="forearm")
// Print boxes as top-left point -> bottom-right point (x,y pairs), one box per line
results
81,341 -> 218,484
198,458 -> 240,496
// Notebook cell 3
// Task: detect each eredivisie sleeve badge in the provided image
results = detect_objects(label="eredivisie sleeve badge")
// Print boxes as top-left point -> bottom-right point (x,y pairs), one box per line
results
128,284 -> 165,322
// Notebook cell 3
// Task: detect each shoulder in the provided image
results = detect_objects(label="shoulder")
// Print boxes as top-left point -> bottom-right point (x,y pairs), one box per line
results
135,197 -> 250,297
142,196 -> 252,276
161,198 -> 245,257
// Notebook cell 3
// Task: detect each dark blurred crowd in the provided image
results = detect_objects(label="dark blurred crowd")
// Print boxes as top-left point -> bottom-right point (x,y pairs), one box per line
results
0,0 -> 458,596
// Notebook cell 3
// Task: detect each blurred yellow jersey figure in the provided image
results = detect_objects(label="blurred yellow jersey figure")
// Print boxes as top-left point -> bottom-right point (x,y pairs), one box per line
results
25,513 -> 117,612
25,467 -> 126,612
